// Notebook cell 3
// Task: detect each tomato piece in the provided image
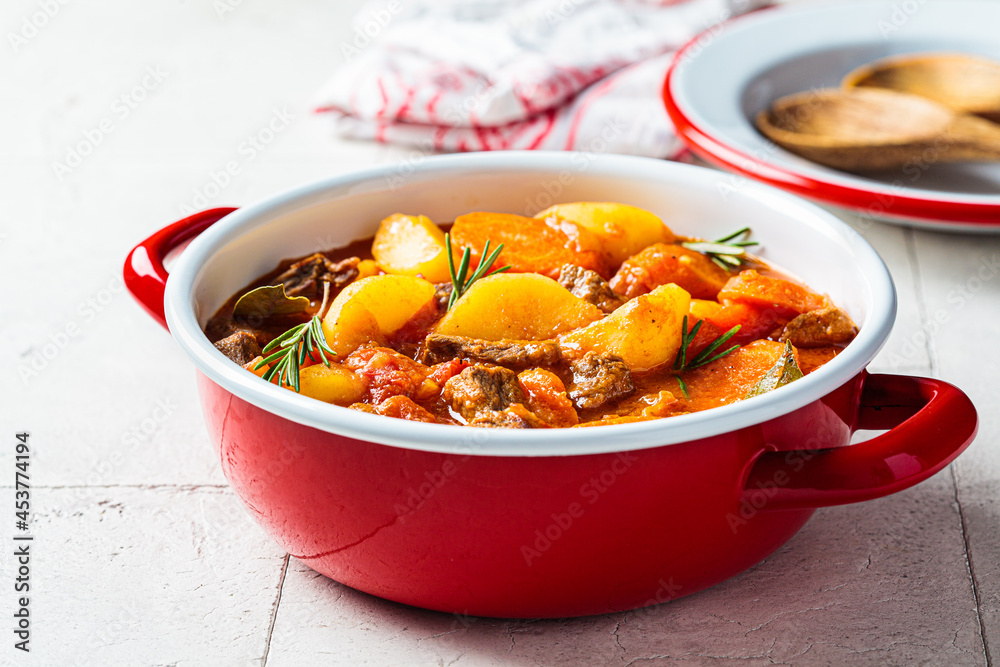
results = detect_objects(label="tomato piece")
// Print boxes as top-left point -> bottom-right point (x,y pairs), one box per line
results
344,347 -> 433,404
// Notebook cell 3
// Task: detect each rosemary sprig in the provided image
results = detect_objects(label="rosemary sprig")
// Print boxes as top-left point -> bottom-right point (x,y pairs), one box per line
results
254,284 -> 336,393
445,233 -> 511,310
671,315 -> 742,399
682,227 -> 758,270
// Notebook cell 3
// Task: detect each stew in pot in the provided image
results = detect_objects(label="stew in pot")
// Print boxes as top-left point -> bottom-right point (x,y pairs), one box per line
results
204,203 -> 857,428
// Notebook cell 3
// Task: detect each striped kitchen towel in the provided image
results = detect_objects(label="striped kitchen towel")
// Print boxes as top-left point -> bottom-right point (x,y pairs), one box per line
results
316,0 -> 761,158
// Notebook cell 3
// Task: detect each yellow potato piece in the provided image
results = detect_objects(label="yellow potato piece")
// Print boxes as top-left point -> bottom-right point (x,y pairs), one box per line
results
294,363 -> 367,405
536,202 -> 675,266
434,273 -> 603,340
322,275 -> 436,356
371,214 -> 451,283
321,298 -> 386,357
558,283 -> 690,371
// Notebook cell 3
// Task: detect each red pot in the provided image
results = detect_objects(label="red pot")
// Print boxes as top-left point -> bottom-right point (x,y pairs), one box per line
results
124,153 -> 976,618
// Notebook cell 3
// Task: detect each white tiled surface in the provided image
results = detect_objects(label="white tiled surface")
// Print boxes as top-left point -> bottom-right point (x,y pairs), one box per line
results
1,1 -> 997,665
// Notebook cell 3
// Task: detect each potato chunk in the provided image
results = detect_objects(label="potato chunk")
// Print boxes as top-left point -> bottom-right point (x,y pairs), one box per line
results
450,211 -> 608,278
371,214 -> 451,283
558,284 -> 691,371
322,275 -> 437,356
535,202 -> 675,266
434,273 -> 603,340
295,363 -> 367,405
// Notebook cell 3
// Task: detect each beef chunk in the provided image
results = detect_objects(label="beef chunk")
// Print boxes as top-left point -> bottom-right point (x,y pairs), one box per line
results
434,282 -> 454,311
780,307 -> 858,348
420,334 -> 561,367
468,403 -> 546,429
567,352 -> 634,410
443,365 -> 540,428
558,264 -> 624,313
213,331 -> 262,366
274,253 -> 360,299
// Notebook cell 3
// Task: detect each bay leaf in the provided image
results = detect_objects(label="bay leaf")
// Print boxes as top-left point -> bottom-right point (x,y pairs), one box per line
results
233,284 -> 310,320
745,340 -> 804,399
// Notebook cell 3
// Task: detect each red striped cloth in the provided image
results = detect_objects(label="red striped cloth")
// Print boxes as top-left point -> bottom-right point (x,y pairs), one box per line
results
316,0 -> 762,158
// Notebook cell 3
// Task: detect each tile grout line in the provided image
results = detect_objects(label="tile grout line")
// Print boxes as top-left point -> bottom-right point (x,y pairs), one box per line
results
261,553 -> 291,667
951,465 -> 991,666
907,228 -> 989,664
903,228 -> 936,376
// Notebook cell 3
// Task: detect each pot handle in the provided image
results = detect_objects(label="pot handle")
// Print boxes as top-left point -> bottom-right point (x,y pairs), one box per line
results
123,208 -> 237,330
743,373 -> 977,511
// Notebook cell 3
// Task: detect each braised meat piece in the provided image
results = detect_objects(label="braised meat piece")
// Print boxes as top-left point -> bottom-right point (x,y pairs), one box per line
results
780,307 -> 858,348
443,364 -> 543,428
274,253 -> 360,299
468,403 -> 546,429
213,331 -> 262,366
567,352 -> 634,410
558,264 -> 623,313
420,334 -> 561,368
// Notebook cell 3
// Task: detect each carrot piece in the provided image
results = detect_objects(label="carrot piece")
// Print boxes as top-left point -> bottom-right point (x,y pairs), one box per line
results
690,299 -> 782,346
717,270 -> 824,318
682,340 -> 793,410
517,368 -> 578,427
450,212 -> 609,279
609,243 -> 730,300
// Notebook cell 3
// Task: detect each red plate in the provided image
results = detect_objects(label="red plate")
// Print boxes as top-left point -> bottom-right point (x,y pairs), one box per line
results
663,1 -> 1000,231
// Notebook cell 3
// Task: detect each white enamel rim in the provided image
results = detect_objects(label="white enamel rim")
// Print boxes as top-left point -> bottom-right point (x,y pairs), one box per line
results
164,152 -> 896,457
666,0 -> 1000,228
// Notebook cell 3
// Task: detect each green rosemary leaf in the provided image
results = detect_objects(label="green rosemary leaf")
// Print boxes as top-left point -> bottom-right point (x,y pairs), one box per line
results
675,376 -> 690,400
688,325 -> 741,369
681,227 -> 759,271
714,227 -> 752,244
674,319 -> 740,372
261,324 -> 304,353
444,233 -> 509,311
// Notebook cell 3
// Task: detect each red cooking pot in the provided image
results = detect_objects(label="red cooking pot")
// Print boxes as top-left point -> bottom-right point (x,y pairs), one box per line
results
124,152 -> 976,618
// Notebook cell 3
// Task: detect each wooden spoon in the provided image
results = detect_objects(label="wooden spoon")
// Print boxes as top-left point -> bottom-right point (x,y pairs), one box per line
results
843,53 -> 1000,124
755,87 -> 1000,172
